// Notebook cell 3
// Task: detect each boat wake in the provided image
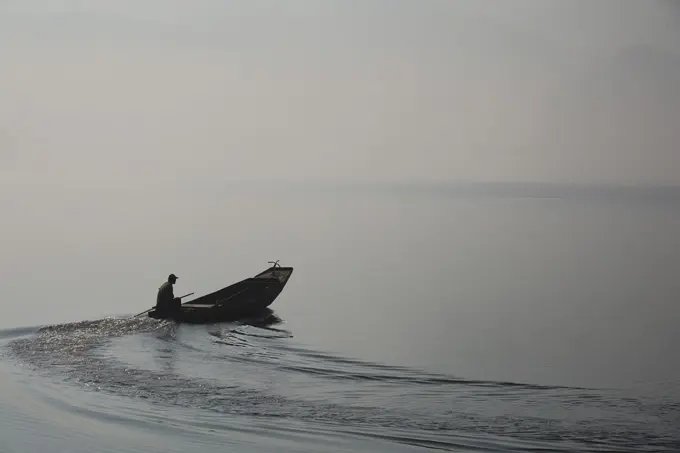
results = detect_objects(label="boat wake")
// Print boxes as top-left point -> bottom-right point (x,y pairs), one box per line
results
2,315 -> 679,452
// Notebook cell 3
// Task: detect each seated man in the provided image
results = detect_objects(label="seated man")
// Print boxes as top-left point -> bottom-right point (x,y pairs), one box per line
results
156,273 -> 181,315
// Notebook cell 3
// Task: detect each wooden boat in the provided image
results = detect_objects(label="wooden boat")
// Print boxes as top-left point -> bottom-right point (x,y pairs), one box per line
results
148,261 -> 293,323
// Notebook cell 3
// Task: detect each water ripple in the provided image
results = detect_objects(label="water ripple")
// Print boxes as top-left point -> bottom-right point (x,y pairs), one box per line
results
2,316 -> 679,452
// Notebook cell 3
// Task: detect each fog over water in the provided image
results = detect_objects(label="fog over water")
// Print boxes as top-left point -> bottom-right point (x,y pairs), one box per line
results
1,1 -> 679,452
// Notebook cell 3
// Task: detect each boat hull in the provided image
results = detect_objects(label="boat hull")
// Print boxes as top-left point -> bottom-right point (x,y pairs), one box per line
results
148,265 -> 293,324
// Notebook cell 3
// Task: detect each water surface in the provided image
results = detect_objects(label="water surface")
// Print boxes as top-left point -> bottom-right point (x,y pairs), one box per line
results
2,186 -> 679,452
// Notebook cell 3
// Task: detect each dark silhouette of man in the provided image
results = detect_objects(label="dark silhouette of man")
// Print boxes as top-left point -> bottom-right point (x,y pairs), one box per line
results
156,273 -> 180,315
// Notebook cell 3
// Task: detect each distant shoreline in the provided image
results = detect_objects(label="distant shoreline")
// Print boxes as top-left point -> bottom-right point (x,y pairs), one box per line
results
218,180 -> 680,200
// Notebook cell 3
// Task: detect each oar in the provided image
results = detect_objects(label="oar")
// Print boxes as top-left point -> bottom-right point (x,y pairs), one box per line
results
131,292 -> 195,318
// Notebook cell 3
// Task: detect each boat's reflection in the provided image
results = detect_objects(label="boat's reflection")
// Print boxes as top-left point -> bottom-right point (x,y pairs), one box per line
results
151,322 -> 180,373
150,309 -> 288,370
238,308 -> 284,329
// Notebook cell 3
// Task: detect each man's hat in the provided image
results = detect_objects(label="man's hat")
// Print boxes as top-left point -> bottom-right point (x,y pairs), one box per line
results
169,273 -> 178,281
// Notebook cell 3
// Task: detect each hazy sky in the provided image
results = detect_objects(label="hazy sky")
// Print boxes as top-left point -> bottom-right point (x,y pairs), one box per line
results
2,0 -> 679,189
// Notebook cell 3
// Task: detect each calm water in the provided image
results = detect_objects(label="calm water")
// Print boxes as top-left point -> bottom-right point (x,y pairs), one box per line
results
2,185 -> 680,452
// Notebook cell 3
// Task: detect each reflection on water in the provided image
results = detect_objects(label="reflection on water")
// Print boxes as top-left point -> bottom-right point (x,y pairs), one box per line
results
2,190 -> 680,452
2,312 -> 679,453
151,323 -> 179,373
151,309 -> 286,373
